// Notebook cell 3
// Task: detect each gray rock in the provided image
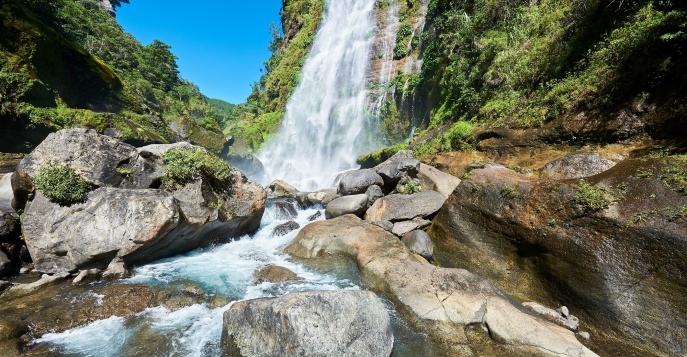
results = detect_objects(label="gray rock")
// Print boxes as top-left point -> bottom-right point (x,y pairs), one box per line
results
15,128 -> 138,188
372,220 -> 394,232
376,159 -> 421,186
272,221 -> 300,237
577,331 -> 591,340
72,269 -> 101,285
401,230 -> 434,261
392,218 -> 432,237
0,250 -> 11,277
325,194 -> 369,219
365,185 -> 384,207
307,211 -> 323,221
559,306 -> 570,318
269,200 -> 298,220
5,274 -> 63,298
540,153 -> 617,180
266,180 -> 299,198
321,193 -> 339,207
0,211 -> 20,242
338,170 -> 384,196
306,191 -> 328,205
253,265 -> 300,284
221,290 -> 394,357
102,257 -> 130,280
417,164 -> 462,198
365,191 -> 446,222
523,302 -> 580,331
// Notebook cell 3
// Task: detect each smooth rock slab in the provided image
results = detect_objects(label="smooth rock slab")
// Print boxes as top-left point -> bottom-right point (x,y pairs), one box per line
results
540,153 -> 617,180
365,191 -> 446,222
221,290 -> 393,357
325,194 -> 369,219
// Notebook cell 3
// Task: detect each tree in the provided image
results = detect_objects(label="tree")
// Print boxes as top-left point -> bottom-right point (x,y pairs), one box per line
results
140,39 -> 179,92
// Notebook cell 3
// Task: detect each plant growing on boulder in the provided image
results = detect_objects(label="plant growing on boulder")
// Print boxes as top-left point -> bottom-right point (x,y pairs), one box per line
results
572,179 -> 611,211
161,148 -> 233,189
34,163 -> 92,205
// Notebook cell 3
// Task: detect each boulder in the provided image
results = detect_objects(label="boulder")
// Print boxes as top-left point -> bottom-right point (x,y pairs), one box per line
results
391,218 -> 431,237
320,193 -> 339,206
271,221 -> 300,237
268,199 -> 298,220
429,158 -> 687,356
338,170 -> 383,196
266,180 -> 299,198
285,216 -> 597,356
14,128 -> 137,188
0,211 -> 20,242
253,265 -> 300,284
0,251 -> 11,277
221,290 -> 394,357
401,230 -> 434,261
540,153 -> 617,180
376,158 -> 421,186
306,191 -> 327,205
325,194 -> 368,219
307,211 -> 322,221
365,191 -> 445,222
365,185 -> 384,207
417,164 -> 461,198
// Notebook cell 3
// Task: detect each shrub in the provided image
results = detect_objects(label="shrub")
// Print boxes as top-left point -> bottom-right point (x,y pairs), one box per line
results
161,148 -> 233,189
34,163 -> 92,205
444,121 -> 474,150
572,179 -> 611,211
397,179 -> 421,194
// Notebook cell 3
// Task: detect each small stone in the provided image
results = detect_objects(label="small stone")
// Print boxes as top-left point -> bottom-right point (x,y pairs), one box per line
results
307,211 -> 323,221
272,221 -> 300,237
72,269 -> 101,285
576,331 -> 590,340
401,230 -> 435,261
19,267 -> 30,274
321,193 -> 339,207
253,265 -> 300,284
559,306 -> 570,317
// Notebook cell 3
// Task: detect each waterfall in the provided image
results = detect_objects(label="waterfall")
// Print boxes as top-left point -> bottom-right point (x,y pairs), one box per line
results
258,0 -> 378,191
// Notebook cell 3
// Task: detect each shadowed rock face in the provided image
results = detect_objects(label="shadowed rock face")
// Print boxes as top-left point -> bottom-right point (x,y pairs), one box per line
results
429,159 -> 687,356
221,290 -> 394,357
285,215 -> 597,357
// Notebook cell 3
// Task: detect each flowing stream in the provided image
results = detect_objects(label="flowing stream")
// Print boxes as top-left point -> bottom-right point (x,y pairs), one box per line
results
33,202 -> 439,356
258,0 -> 381,191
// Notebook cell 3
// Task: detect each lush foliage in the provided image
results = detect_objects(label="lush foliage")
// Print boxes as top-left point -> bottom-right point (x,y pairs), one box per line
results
411,0 -> 687,153
162,149 -> 233,189
356,143 -> 409,167
572,179 -> 611,211
0,0 -> 225,153
34,163 -> 92,205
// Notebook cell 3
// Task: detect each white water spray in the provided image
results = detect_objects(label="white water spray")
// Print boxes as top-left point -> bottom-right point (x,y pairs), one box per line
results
259,0 -> 378,191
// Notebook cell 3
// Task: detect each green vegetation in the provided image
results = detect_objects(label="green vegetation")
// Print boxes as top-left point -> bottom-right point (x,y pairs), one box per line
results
34,163 -> 92,205
161,149 -> 233,189
409,0 -> 687,154
662,157 -> 687,194
356,143 -> 409,167
0,0 -> 225,153
572,179 -> 611,211
393,22 -> 413,59
397,179 -> 421,194
116,166 -> 134,177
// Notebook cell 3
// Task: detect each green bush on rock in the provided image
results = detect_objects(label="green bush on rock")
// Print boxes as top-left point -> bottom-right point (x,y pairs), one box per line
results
161,149 -> 233,189
572,179 -> 610,211
34,163 -> 92,205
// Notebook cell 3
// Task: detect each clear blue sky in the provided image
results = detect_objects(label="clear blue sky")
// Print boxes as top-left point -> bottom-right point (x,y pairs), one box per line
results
117,1 -> 282,104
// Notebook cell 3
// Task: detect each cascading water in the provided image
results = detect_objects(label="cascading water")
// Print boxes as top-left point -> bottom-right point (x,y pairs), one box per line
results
258,0 -> 379,191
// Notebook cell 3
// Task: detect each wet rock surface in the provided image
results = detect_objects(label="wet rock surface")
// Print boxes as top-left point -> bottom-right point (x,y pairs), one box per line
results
222,290 -> 394,357
271,221 -> 300,237
429,158 -> 687,356
285,215 -> 596,356
253,265 -> 300,284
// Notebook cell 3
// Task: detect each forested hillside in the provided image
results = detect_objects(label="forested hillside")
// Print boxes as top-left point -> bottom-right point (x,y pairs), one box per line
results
0,0 -> 226,153
409,0 -> 687,156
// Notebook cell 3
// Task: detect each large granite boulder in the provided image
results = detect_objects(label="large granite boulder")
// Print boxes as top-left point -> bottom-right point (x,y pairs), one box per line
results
16,129 -> 266,275
375,158 -> 421,186
417,164 -> 461,198
285,215 -> 596,357
429,159 -> 687,356
266,180 -> 299,199
338,169 -> 384,196
325,194 -> 368,219
221,290 -> 393,357
539,153 -> 617,180
364,191 -> 445,222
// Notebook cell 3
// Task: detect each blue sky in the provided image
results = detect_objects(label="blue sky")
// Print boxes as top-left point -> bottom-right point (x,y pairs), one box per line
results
117,1 -> 282,104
